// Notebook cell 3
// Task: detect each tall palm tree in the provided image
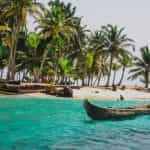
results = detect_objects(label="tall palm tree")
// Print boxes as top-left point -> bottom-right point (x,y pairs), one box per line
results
88,31 -> 107,86
0,0 -> 42,80
128,46 -> 150,88
101,24 -> 134,86
16,32 -> 44,82
35,0 -> 80,78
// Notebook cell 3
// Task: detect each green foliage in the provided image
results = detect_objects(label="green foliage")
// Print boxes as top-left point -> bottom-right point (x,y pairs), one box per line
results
26,32 -> 41,49
112,62 -> 121,71
0,44 -> 8,59
58,56 -> 72,77
0,0 -> 43,80
36,0 -> 80,52
86,52 -> 94,69
0,0 -> 148,87
101,24 -> 134,86
128,46 -> 150,88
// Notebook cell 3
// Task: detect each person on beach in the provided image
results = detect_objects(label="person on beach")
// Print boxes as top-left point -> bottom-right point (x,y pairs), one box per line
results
120,95 -> 124,101
117,95 -> 125,101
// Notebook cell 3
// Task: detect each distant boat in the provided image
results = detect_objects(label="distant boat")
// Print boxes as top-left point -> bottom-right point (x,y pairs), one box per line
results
83,100 -> 150,120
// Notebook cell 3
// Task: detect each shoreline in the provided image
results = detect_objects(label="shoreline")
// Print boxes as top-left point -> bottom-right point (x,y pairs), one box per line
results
0,87 -> 150,101
73,87 -> 150,101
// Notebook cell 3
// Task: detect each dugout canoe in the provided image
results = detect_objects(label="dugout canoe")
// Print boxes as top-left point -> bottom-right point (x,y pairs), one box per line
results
83,100 -> 150,120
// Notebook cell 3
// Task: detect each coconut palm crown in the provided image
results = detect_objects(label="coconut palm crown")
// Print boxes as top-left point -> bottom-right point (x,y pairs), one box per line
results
101,24 -> 134,86
128,46 -> 150,88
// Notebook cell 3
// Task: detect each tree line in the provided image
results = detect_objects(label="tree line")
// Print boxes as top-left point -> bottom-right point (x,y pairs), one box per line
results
0,0 -> 150,88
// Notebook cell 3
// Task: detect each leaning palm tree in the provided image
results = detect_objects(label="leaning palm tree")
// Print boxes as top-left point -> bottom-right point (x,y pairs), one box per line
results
101,24 -> 134,86
128,46 -> 150,88
0,0 -> 42,80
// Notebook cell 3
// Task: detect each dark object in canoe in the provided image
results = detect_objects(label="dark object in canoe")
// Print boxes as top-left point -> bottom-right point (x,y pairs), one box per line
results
84,100 -> 150,120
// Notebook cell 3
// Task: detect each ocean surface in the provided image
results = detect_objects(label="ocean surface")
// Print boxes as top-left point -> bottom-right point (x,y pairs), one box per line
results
0,97 -> 150,150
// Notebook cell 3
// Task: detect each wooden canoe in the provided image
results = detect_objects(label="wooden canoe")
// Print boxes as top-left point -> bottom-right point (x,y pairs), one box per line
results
83,100 -> 150,120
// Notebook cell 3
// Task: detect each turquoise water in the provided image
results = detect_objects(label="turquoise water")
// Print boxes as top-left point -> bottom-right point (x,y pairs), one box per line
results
0,97 -> 150,150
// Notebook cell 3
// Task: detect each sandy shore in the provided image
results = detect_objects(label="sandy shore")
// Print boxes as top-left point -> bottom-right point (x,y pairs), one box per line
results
73,87 -> 150,100
16,87 -> 150,101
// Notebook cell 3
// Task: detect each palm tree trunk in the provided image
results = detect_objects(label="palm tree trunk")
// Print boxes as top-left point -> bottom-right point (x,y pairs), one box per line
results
76,79 -> 78,86
97,72 -> 102,86
106,55 -> 113,86
112,70 -> 117,86
87,75 -> 90,86
39,49 -> 49,81
118,67 -> 125,86
90,76 -> 94,86
61,76 -> 65,85
64,77 -> 67,85
22,71 -> 25,81
7,21 -> 19,81
0,69 -> 3,79
56,75 -> 59,84
145,71 -> 149,88
82,78 -> 85,86
93,77 -> 98,87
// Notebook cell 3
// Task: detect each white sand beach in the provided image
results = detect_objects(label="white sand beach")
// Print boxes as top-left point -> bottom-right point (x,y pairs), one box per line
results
19,87 -> 150,101
73,87 -> 150,100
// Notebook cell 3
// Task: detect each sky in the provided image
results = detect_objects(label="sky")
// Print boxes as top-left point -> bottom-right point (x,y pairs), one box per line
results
28,0 -> 150,52
27,0 -> 150,86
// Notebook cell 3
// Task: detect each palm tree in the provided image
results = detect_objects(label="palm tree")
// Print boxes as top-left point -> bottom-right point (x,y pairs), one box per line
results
16,32 -> 43,82
85,51 -> 95,86
95,56 -> 109,86
35,0 -> 80,78
128,46 -> 150,88
58,56 -> 73,84
112,62 -> 121,86
0,0 -> 42,80
89,31 -> 105,52
101,24 -> 134,86
118,54 -> 133,86
88,31 -> 107,86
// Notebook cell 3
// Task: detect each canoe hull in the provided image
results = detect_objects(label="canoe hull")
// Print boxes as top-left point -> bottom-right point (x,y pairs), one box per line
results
83,100 -> 150,120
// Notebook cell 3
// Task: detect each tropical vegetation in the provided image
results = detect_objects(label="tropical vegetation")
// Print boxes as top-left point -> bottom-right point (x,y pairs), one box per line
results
128,46 -> 150,88
0,0 -> 149,88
